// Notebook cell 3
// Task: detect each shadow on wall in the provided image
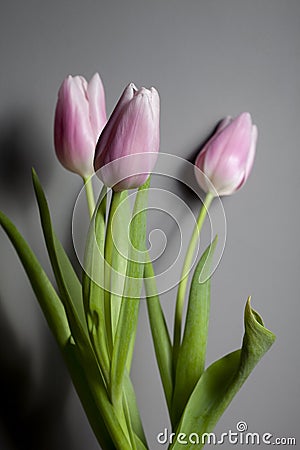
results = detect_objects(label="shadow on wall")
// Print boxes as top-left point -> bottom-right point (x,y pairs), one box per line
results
0,297 -> 72,450
0,110 -> 83,276
0,111 -> 53,210
0,112 -> 81,450
176,119 -> 223,203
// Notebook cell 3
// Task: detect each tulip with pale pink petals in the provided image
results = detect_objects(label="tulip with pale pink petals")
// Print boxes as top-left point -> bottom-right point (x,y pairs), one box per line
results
194,112 -> 258,196
54,73 -> 107,179
94,83 -> 160,191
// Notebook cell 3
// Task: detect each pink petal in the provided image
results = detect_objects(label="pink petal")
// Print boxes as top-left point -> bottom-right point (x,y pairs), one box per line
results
87,73 -> 107,140
95,83 -> 136,167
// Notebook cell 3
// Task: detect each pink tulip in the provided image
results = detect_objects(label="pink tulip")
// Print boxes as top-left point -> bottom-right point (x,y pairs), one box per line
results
94,83 -> 160,191
194,112 -> 258,196
54,73 -> 107,178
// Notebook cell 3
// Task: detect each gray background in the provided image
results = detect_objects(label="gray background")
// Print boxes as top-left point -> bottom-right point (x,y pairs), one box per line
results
0,0 -> 299,448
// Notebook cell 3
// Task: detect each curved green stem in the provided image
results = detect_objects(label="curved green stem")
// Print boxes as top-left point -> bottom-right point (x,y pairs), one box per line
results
83,176 -> 96,219
173,192 -> 214,371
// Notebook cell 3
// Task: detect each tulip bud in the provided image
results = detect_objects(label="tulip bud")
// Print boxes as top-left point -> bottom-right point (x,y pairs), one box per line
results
94,83 -> 160,191
194,112 -> 258,196
54,73 -> 107,178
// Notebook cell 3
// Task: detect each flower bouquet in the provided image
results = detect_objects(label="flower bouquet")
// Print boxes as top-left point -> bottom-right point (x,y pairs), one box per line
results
0,73 -> 275,449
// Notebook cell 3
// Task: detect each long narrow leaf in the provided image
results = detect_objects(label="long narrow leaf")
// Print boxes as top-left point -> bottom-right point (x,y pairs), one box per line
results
144,259 -> 173,412
172,237 -> 217,426
110,191 -> 131,339
170,298 -> 275,449
32,169 -> 91,348
0,210 -> 118,449
72,325 -> 132,449
123,394 -> 137,450
0,210 -> 70,348
32,169 -> 88,337
104,191 -> 124,354
31,171 -> 132,447
82,186 -> 110,384
123,372 -> 147,446
110,177 -> 150,407
133,434 -> 148,450
83,188 -> 147,446
63,340 -> 116,450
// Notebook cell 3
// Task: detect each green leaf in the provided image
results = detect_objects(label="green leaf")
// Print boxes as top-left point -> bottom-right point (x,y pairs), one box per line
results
72,326 -> 132,449
31,172 -> 133,447
123,372 -> 147,446
104,191 -> 123,354
110,177 -> 150,407
170,298 -> 275,449
83,188 -> 147,447
103,190 -> 131,356
172,237 -> 217,426
123,392 -> 137,450
0,210 -> 70,348
133,434 -> 148,450
63,340 -> 116,450
82,186 -> 110,384
32,169 -> 88,336
144,259 -> 173,412
110,191 -> 131,340
32,169 -> 88,341
0,210 -> 123,449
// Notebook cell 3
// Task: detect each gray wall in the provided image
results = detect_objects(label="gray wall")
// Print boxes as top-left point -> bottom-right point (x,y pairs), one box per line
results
0,0 -> 299,449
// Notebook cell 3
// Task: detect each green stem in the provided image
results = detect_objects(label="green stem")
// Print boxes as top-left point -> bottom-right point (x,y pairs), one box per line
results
83,176 -> 96,218
173,192 -> 214,371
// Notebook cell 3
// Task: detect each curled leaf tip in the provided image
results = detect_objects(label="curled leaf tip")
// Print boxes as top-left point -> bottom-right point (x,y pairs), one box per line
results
244,297 -> 276,354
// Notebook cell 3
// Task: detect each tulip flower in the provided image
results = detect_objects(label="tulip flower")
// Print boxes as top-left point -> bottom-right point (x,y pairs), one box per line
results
54,73 -> 107,179
194,112 -> 258,196
94,83 -> 160,191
